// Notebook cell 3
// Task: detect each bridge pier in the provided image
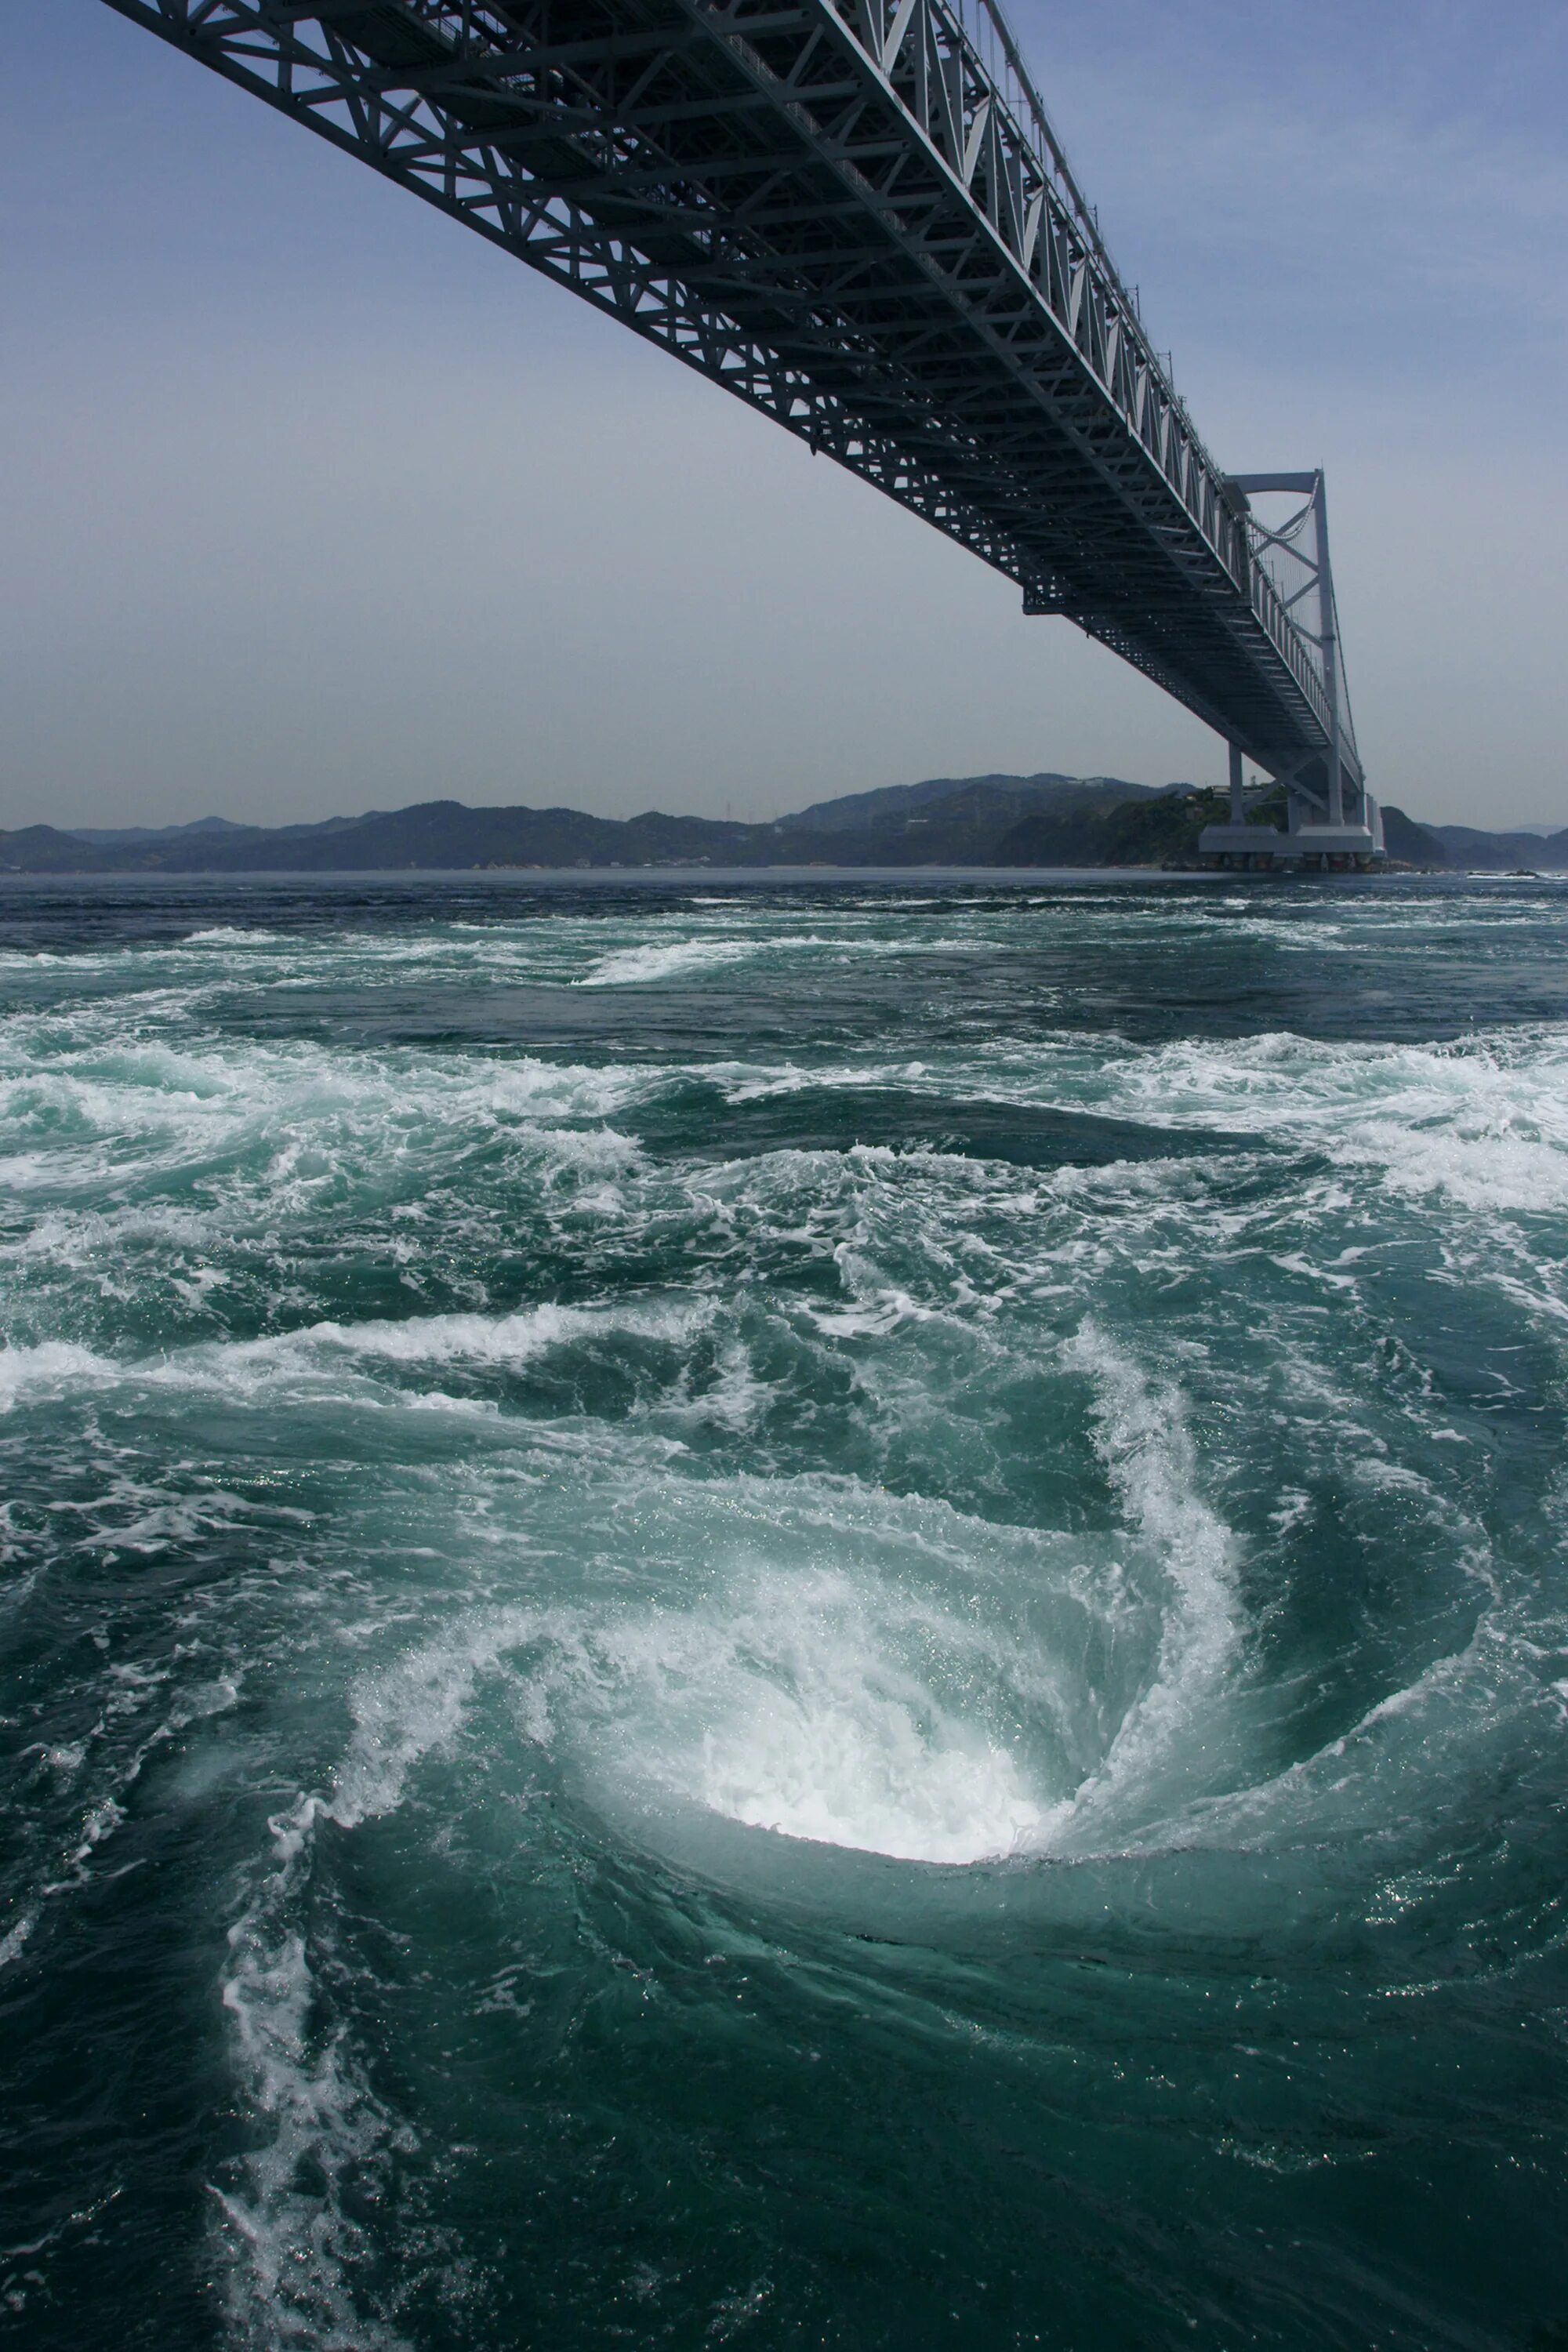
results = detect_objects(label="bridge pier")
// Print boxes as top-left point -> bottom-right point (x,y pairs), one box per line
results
1198,754 -> 1383,870
1196,473 -> 1376,872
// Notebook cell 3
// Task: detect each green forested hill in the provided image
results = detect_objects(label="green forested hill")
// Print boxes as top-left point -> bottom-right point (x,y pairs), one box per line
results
0,780 -> 1546,874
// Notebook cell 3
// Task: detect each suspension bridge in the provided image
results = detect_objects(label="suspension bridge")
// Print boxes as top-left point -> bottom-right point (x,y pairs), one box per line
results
102,0 -> 1377,864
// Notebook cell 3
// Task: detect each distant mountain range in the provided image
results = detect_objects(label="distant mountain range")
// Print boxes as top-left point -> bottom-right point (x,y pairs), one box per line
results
0,774 -> 1561,873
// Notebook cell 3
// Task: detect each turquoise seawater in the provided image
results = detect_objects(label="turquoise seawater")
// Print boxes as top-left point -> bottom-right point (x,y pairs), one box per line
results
4,872 -> 1568,2351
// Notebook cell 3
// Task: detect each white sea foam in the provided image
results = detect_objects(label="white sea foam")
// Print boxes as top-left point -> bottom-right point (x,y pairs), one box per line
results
0,1907 -> 37,1973
2,1201 -> 219,1266
299,1436 -> 1208,1875
0,1339 -> 118,1414
687,1615 -> 1051,1861
0,1296 -> 710,1425
579,938 -> 757,985
321,1574 -> 1059,1870
484,1058 -> 645,1119
1068,1030 -> 1568,1214
691,1026 -> 1568,1219
1042,1324 -> 1239,1849
216,1792 -> 412,2352
652,1337 -> 771,1433
573,931 -> 938,986
298,1295 -> 704,1368
182,927 -> 280,946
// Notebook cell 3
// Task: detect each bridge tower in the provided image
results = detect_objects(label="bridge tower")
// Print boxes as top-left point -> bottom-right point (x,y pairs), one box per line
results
1198,474 -> 1381,869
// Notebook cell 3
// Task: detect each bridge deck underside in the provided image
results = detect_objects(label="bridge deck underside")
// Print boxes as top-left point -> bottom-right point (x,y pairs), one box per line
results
107,0 -> 1345,779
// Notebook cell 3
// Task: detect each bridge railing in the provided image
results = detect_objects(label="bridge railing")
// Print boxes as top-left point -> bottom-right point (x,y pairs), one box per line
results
831,0 -> 1231,545
1247,542 -> 1336,746
828,0 -> 1338,742
946,0 -> 1109,270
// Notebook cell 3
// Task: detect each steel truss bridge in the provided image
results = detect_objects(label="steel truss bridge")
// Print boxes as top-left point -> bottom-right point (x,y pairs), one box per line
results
103,0 -> 1375,858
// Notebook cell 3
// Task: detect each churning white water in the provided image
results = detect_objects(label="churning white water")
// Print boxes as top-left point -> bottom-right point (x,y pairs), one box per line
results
6,876 -> 1568,2352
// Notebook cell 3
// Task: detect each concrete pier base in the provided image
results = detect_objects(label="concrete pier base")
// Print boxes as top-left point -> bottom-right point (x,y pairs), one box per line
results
1197,822 -> 1381,870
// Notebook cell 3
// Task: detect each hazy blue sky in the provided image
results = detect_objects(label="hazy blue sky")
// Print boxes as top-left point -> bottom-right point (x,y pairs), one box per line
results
2,1 -> 1563,829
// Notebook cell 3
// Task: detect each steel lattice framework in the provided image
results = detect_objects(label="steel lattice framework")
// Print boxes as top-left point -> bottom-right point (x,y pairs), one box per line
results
100,0 -> 1363,804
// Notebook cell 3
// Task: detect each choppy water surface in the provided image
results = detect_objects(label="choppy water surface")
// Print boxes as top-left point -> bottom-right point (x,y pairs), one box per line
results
4,871 -> 1568,2351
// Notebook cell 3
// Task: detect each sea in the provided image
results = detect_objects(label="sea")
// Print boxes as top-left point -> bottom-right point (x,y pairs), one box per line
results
3,869 -> 1568,2352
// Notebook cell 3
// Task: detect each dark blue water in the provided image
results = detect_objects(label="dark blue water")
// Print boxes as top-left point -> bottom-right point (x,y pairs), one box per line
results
4,871 -> 1568,2350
